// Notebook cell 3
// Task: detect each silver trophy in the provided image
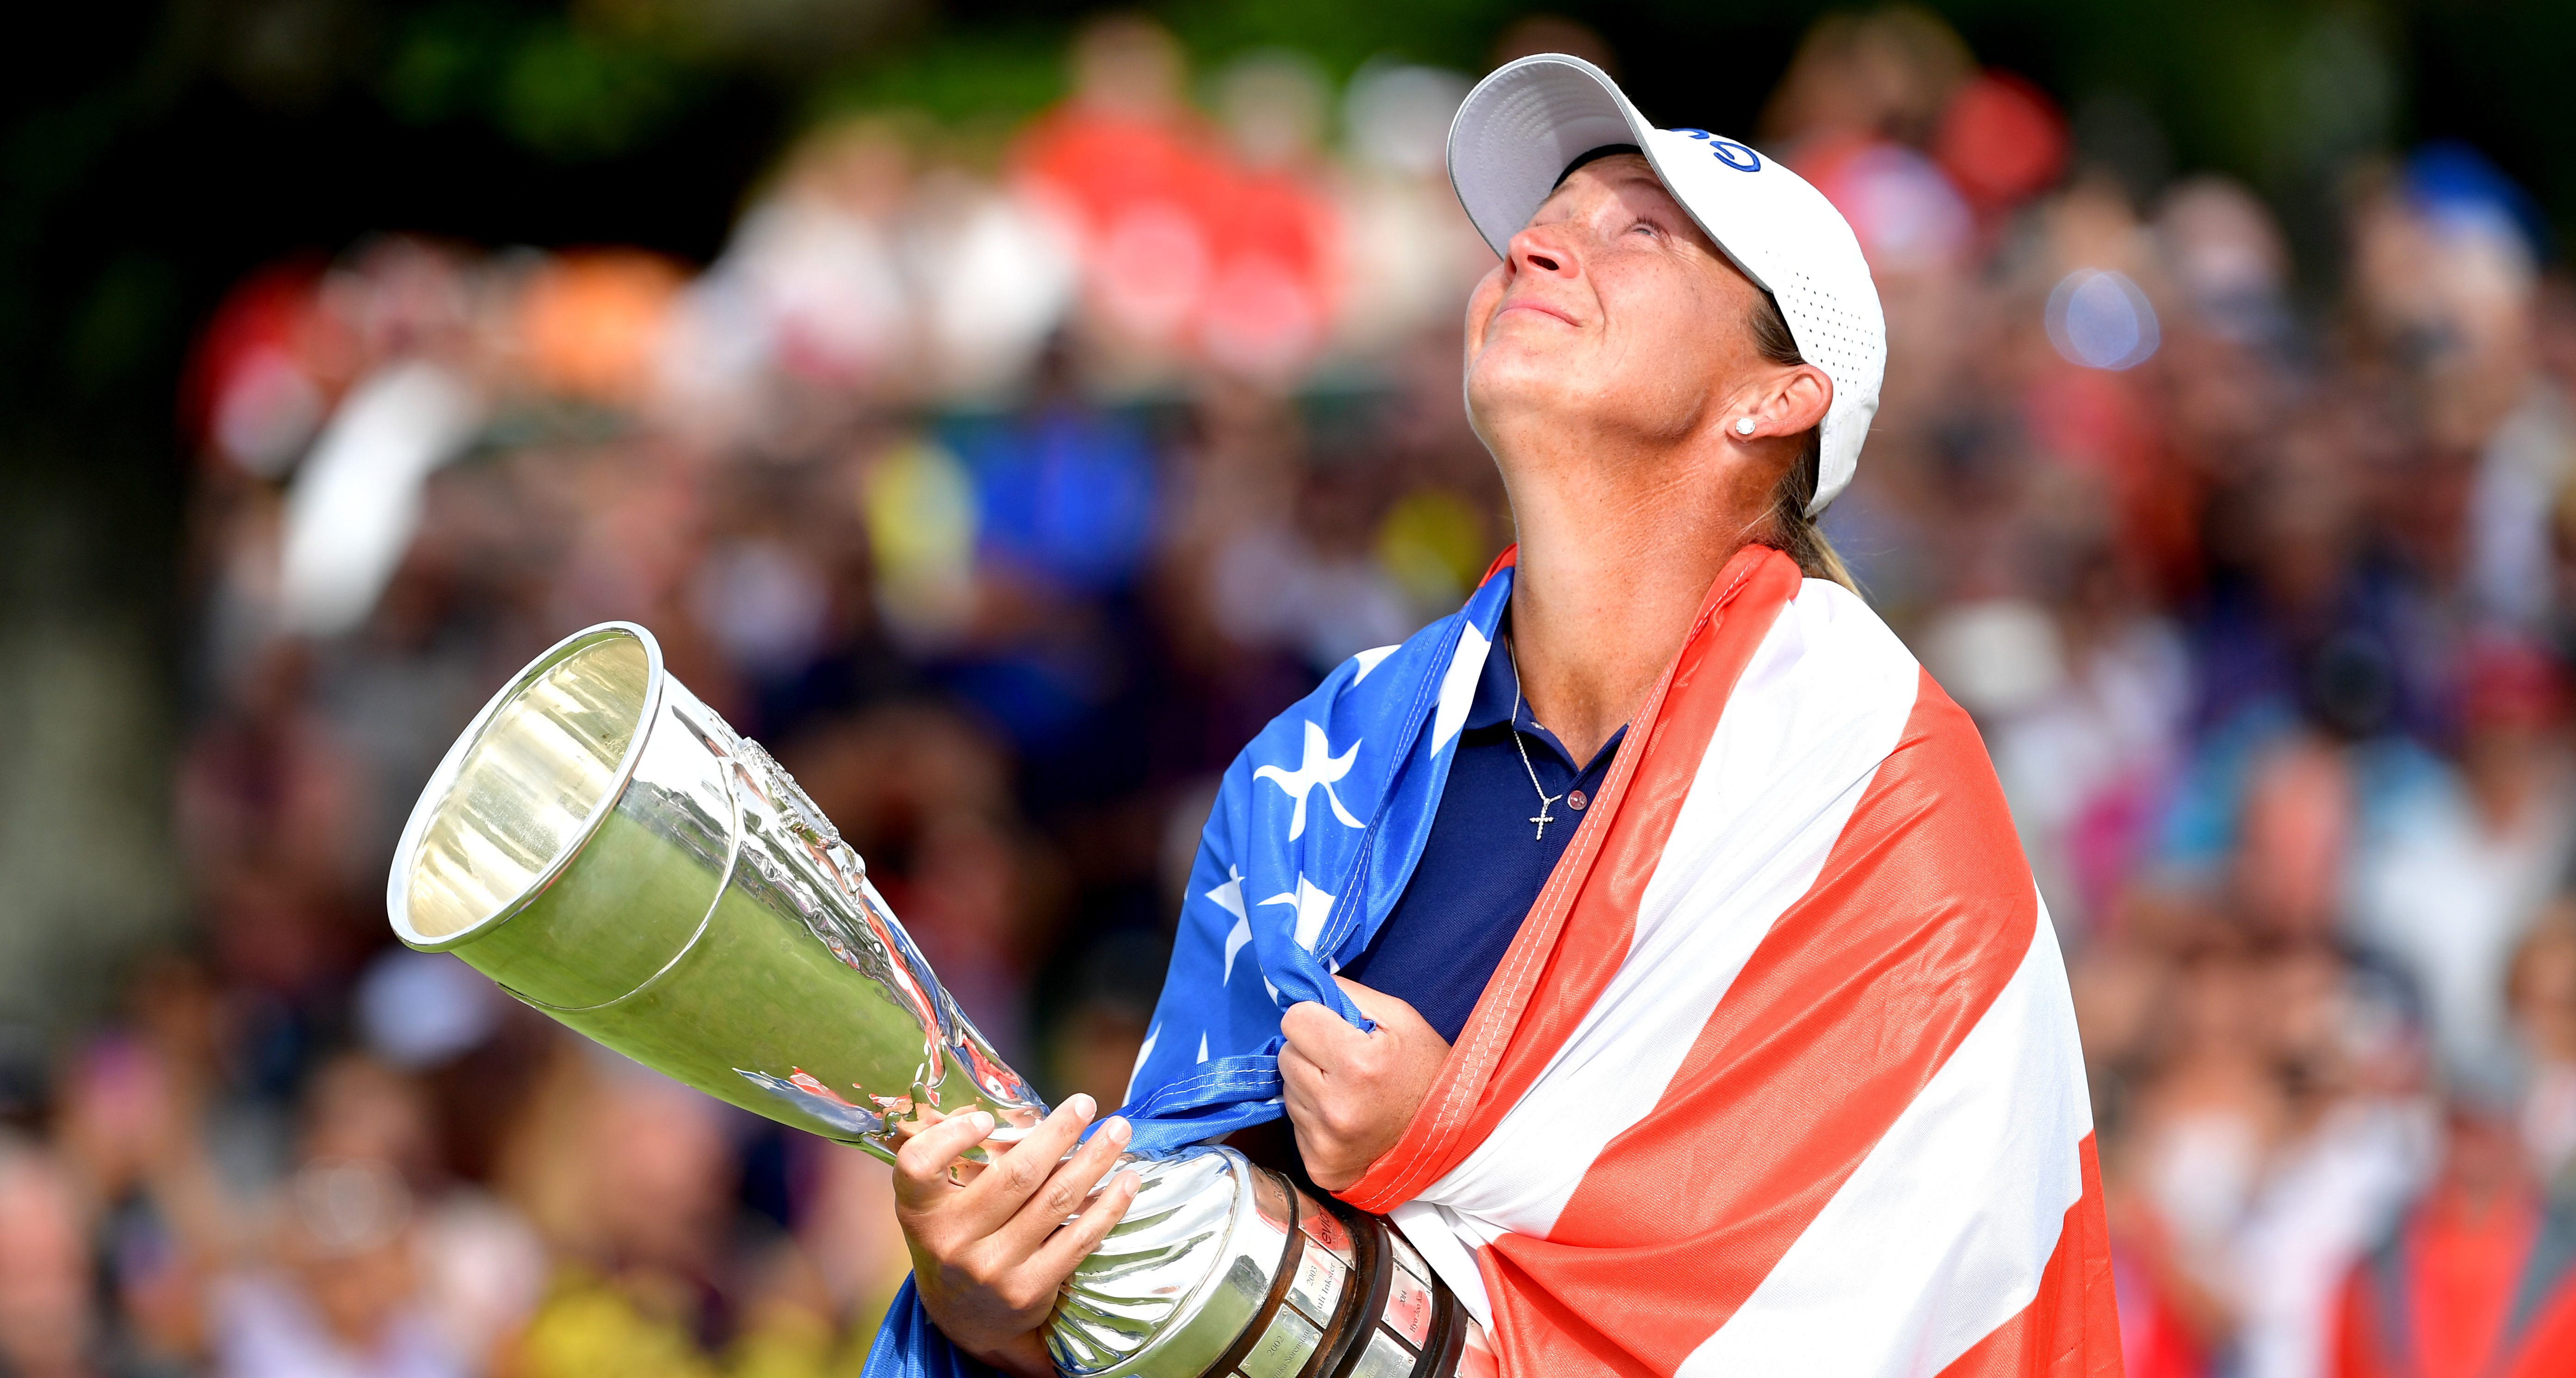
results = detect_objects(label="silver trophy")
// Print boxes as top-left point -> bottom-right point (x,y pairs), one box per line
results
387,622 -> 1468,1378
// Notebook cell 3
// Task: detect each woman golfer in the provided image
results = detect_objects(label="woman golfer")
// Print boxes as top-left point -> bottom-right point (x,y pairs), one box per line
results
878,54 -> 2118,1378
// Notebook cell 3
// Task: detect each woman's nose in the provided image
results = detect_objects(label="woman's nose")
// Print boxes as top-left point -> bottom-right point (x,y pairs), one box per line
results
1509,226 -> 1580,279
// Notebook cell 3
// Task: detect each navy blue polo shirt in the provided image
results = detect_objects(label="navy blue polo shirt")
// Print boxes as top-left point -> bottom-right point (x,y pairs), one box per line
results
1336,633 -> 1627,1043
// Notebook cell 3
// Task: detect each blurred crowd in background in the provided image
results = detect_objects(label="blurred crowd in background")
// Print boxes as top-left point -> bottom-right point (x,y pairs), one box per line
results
10,6 -> 2576,1378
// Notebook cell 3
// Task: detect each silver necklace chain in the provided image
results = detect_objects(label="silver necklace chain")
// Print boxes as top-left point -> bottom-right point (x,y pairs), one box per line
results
1504,634 -> 1564,841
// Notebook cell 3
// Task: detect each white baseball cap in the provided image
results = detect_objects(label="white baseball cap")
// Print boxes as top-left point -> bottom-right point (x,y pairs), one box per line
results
1448,54 -> 1886,515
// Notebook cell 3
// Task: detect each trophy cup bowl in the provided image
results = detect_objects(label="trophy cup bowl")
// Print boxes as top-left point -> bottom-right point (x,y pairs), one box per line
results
387,622 -> 1466,1378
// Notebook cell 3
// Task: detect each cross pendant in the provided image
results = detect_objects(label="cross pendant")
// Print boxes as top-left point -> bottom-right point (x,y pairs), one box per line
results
1530,794 -> 1561,840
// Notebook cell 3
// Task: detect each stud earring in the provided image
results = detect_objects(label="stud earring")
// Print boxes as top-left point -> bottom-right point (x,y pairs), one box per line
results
1734,417 -> 1757,436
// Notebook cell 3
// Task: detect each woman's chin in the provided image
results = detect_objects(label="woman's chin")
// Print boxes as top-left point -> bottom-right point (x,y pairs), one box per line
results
1468,354 -> 1590,426
1469,334 -> 1580,392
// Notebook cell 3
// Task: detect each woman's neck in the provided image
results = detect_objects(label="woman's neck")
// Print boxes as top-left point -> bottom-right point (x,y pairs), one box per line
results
1498,431 -> 1781,765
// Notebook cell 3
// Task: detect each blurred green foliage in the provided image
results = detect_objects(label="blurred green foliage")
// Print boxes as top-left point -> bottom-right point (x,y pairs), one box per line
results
379,1 -> 525,125
806,26 -> 1066,130
4,0 -> 2575,573
384,3 -> 706,155
491,18 -> 700,156
19,0 -> 2561,237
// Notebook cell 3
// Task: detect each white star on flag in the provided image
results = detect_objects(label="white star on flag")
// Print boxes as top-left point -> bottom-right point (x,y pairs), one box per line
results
1126,1021 -> 1158,1098
1208,866 -> 1257,984
1223,917 -> 1253,983
1260,873 -> 1338,954
1253,721 -> 1364,840
1432,622 -> 1490,752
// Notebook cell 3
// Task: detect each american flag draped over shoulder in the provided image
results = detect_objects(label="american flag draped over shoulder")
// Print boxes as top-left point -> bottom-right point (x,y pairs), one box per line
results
866,545 -> 2120,1378
1115,540 -> 1517,1153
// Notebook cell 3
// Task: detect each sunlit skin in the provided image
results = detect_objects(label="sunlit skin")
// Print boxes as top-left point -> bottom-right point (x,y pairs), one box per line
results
1464,153 -> 1831,768
898,154 -> 1834,1374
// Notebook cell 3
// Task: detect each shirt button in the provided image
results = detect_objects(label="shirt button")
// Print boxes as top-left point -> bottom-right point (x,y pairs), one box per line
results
1567,788 -> 1588,811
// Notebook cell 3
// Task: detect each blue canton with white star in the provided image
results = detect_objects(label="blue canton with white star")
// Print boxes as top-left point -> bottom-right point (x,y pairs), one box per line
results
1114,562 -> 1514,1154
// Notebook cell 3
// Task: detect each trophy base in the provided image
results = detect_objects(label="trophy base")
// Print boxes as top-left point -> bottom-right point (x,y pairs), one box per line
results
1047,1147 -> 1469,1378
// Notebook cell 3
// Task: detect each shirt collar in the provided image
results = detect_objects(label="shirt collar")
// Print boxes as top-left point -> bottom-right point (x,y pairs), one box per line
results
1464,623 -> 1631,775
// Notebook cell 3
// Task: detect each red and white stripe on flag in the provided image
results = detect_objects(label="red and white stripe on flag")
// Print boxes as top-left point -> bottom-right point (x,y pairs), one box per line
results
1343,546 -> 2122,1378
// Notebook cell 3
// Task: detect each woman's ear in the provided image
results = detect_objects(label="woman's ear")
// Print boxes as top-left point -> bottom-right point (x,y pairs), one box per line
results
1776,365 -> 1833,433
1727,365 -> 1834,442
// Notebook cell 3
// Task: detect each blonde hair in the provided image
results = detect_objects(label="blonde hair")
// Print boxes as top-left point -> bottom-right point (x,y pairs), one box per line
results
1746,292 -> 1861,594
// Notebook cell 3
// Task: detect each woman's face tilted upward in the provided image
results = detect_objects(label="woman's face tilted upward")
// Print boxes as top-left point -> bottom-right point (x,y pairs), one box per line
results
1462,153 -> 1794,459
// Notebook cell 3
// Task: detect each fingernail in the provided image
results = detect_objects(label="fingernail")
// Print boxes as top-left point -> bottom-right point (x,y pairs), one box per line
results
1067,1093 -> 1096,1119
1104,1116 -> 1131,1146
971,1111 -> 994,1134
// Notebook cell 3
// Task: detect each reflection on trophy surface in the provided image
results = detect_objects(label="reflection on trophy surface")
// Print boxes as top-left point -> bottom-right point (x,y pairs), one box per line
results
387,621 -> 1468,1378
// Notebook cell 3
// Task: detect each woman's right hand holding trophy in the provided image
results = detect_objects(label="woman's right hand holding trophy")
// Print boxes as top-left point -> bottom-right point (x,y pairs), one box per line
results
894,1094 -> 1143,1377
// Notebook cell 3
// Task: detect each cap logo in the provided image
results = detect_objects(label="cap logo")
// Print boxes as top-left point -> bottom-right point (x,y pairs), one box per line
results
1670,128 -> 1762,173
